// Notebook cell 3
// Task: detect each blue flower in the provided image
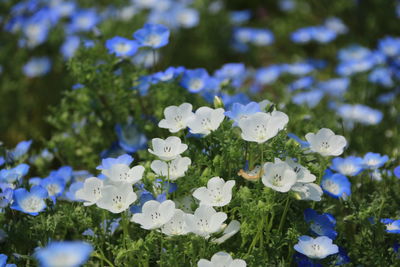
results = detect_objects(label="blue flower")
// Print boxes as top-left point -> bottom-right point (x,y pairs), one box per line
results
49,166 -> 73,183
22,19 -> 50,48
332,247 -> 350,265
254,65 -> 281,85
11,140 -> 32,160
311,26 -> 337,43
35,241 -> 93,267
336,104 -> 383,126
381,219 -> 400,234
40,176 -> 66,202
64,181 -> 84,202
283,62 -> 314,76
291,28 -> 313,43
394,166 -> 400,179
330,156 -> 364,176
288,76 -> 314,91
214,63 -> 246,87
293,253 -> 323,267
105,36 -> 139,57
0,253 -> 16,267
11,186 -> 48,216
133,75 -> 153,96
180,68 -> 210,93
368,67 -> 393,87
317,78 -> 349,97
321,172 -> 351,199
23,57 -> 51,78
0,157 -> 4,167
378,36 -> 400,57
251,29 -> 274,46
130,189 -> 166,214
61,36 -> 81,60
0,184 -> 13,208
133,23 -> 170,49
69,9 -> 99,32
0,163 -> 30,184
292,90 -> 324,108
304,208 -> 337,240
362,152 -> 389,170
96,154 -> 133,171
225,102 -> 260,126
152,66 -> 185,83
115,122 -> 147,153
221,93 -> 250,109
287,133 -> 310,148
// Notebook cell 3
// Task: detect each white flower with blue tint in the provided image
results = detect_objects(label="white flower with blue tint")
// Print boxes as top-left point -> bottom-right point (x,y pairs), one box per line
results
225,102 -> 260,126
131,200 -> 175,230
362,152 -> 389,170
291,183 -> 323,201
185,205 -> 227,238
262,160 -> 297,192
148,136 -> 188,161
96,184 -> 137,213
175,7 -> 199,28
35,241 -> 93,267
193,177 -> 235,207
330,156 -> 363,176
187,107 -> 225,136
336,104 -> 383,126
294,236 -> 338,259
180,68 -> 210,93
198,251 -> 246,267
212,220 -> 241,244
321,172 -> 351,199
75,177 -> 104,206
105,36 -> 139,57
381,219 -> 400,234
133,23 -> 170,48
96,154 -> 133,170
23,57 -> 51,78
23,19 -> 49,48
151,155 -> 191,181
101,159 -> 144,185
239,111 -> 289,144
161,209 -> 190,236
158,103 -> 195,133
305,128 -> 347,157
11,186 -> 48,216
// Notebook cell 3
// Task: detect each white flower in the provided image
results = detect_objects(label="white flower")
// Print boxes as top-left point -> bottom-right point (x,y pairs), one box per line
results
151,155 -> 191,180
262,161 -> 297,192
278,157 -> 316,183
148,136 -> 188,161
197,251 -> 246,267
192,177 -> 235,207
131,200 -> 175,230
187,107 -> 225,135
238,111 -> 289,143
291,183 -> 323,201
75,177 -> 104,206
305,128 -> 347,156
102,164 -> 144,185
96,184 -> 137,213
158,103 -> 195,133
294,236 -> 339,259
185,205 -> 227,237
212,220 -> 241,244
161,209 -> 190,236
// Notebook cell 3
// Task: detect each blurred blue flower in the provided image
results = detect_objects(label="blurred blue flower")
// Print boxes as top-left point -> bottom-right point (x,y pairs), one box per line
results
324,17 -> 348,35
381,219 -> 400,234
61,36 -> 81,60
230,10 -> 251,24
288,133 -> 310,148
221,93 -> 250,109
106,36 -> 139,57
0,253 -> 16,267
330,156 -> 364,177
378,36 -> 400,57
11,186 -> 48,216
0,184 -> 13,208
133,23 -> 170,49
394,166 -> 400,179
115,121 -> 147,153
64,181 -> 84,202
368,67 -> 393,87
288,76 -> 314,91
362,152 -> 389,170
333,247 -> 350,265
292,90 -> 324,108
317,78 -> 349,97
35,241 -> 93,267
180,68 -> 210,93
49,166 -> 73,183
336,104 -> 383,126
69,9 -> 99,32
152,66 -> 184,83
254,65 -> 281,85
225,102 -> 261,126
283,62 -> 314,76
0,163 -> 30,184
23,57 -> 51,78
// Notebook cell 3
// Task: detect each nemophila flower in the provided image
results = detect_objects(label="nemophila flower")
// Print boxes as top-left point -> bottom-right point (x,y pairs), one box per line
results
35,241 -> 93,267
198,251 -> 246,267
333,247 -> 350,266
292,89 -> 324,108
61,35 -> 80,60
0,253 -> 16,267
305,128 -> 347,157
173,7 -> 199,28
161,209 -> 190,236
180,68 -> 210,93
251,29 -> 274,46
0,185 -> 13,208
0,157 -> 4,167
321,172 -> 351,199
11,140 -> 32,160
317,78 -> 349,97
133,23 -> 169,48
115,122 -> 147,153
97,154 -> 133,170
262,161 -> 297,192
291,28 -> 313,43
381,219 -> 400,234
378,36 -> 400,57
292,183 -> 323,201
312,26 -> 337,43
75,177 -> 104,206
330,156 -> 364,176
362,152 -> 389,170
230,10 -> 251,25
288,76 -> 314,91
212,220 -> 241,244
11,186 -> 48,216
225,102 -> 261,126
22,19 -> 50,48
96,184 -> 137,213
64,182 -> 84,202
158,103 -> 195,133
214,63 -> 246,87
221,93 -> 250,109
131,200 -> 175,230
336,104 -> 383,126
105,36 -> 139,57
304,209 -> 337,240
152,66 -> 184,82
0,163 -> 29,183
187,107 -> 225,136
238,111 -> 289,144
69,9 -> 99,32
369,67 -> 393,87
283,62 -> 314,76
101,160 -> 144,185
394,166 -> 400,179
50,166 -> 73,183
293,253 -> 323,267
23,57 -> 51,77
193,177 -> 235,207
280,157 -> 316,183
294,236 -> 338,259
185,205 -> 227,238
40,176 -> 66,202
324,17 -> 348,35
254,66 -> 281,85
148,136 -> 188,161
151,155 -> 191,181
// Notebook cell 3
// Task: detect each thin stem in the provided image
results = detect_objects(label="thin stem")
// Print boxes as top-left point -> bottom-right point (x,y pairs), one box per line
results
92,252 -> 116,267
278,195 -> 291,233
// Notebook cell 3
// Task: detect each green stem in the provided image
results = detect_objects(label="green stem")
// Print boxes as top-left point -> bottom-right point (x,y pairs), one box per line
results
278,195 -> 291,233
92,252 -> 115,267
